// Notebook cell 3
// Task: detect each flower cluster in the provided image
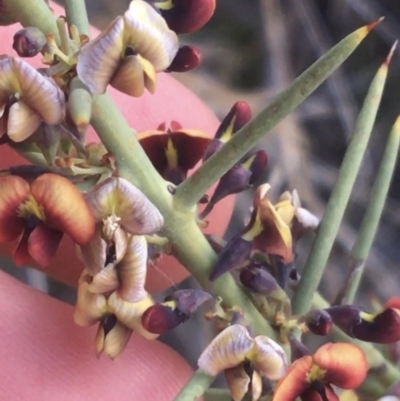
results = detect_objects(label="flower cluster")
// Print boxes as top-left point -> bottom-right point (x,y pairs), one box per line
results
73,177 -> 164,358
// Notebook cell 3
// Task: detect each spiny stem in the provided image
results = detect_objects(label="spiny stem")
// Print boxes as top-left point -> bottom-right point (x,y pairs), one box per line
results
341,113 -> 400,305
174,19 -> 381,211
292,46 -> 393,316
172,369 -> 215,401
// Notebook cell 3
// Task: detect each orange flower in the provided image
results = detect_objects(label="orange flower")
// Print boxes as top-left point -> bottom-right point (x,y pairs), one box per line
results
0,173 -> 95,267
138,121 -> 211,184
273,343 -> 368,401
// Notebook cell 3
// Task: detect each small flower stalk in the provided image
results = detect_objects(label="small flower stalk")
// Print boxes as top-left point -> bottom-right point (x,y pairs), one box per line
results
198,324 -> 287,401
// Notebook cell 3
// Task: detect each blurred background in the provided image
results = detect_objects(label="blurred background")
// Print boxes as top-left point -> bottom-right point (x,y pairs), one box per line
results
2,0 -> 400,374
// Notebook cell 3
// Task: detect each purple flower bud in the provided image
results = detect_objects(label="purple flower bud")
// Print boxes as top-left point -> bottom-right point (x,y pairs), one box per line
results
303,309 -> 333,336
13,27 -> 46,57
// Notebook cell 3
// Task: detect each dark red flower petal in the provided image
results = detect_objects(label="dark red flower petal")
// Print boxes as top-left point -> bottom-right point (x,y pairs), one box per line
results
142,303 -> 187,334
301,384 -> 339,401
13,229 -> 30,267
303,309 -> 333,336
27,224 -> 63,267
158,0 -> 216,34
167,45 -> 202,72
0,175 -> 29,242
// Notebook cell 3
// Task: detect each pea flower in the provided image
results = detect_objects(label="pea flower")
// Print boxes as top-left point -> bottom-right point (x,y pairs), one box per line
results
210,184 -> 319,281
198,324 -> 287,401
0,173 -> 95,267
77,0 -> 179,97
74,176 -> 164,358
325,304 -> 400,344
0,57 -> 65,142
272,343 -> 368,401
138,121 -> 211,185
142,289 -> 213,334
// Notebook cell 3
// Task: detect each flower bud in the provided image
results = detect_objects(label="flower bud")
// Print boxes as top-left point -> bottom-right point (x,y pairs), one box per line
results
239,265 -> 279,296
302,309 -> 332,336
209,236 -> 253,281
200,150 -> 268,218
203,101 -> 251,161
13,27 -> 46,57
167,45 -> 201,72
154,0 -> 216,34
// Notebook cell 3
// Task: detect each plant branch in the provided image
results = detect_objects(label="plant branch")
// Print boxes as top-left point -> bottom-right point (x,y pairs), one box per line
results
172,369 -> 215,401
292,45 -> 393,316
3,0 -> 60,44
64,0 -> 90,38
174,19 -> 381,210
341,114 -> 400,305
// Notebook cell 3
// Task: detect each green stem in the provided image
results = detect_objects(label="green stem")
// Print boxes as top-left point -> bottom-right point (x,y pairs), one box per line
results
203,389 -> 232,401
174,20 -> 380,210
313,293 -> 400,397
173,369 -> 215,401
292,47 -> 392,316
342,114 -> 400,305
64,0 -> 90,38
3,0 -> 60,44
91,94 -> 277,339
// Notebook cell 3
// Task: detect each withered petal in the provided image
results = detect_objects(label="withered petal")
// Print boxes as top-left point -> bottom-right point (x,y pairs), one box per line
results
272,356 -> 313,401
110,55 -> 146,97
251,370 -> 263,401
89,264 -> 119,294
74,273 -> 109,326
107,290 -> 159,340
77,16 -> 125,94
251,336 -> 287,380
85,177 -> 163,235
123,0 -> 179,71
117,235 -> 148,303
30,173 -> 95,245
313,343 -> 367,389
79,225 -> 106,275
4,58 -> 65,124
170,289 -> 214,316
27,224 -> 63,267
167,45 -> 202,72
224,364 -> 251,401
0,175 -> 29,242
95,316 -> 132,359
198,324 -> 254,376
7,101 -> 41,142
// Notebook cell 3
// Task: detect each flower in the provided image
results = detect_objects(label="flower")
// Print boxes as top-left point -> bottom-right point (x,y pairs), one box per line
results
74,176 -> 164,358
272,343 -> 368,401
138,121 -> 211,185
198,324 -> 287,401
142,289 -> 213,334
0,173 -> 95,267
325,304 -> 400,344
77,0 -> 179,96
0,57 -> 65,142
152,0 -> 216,34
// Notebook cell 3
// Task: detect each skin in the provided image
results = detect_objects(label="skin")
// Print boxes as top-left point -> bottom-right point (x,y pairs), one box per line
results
0,4 -> 232,399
